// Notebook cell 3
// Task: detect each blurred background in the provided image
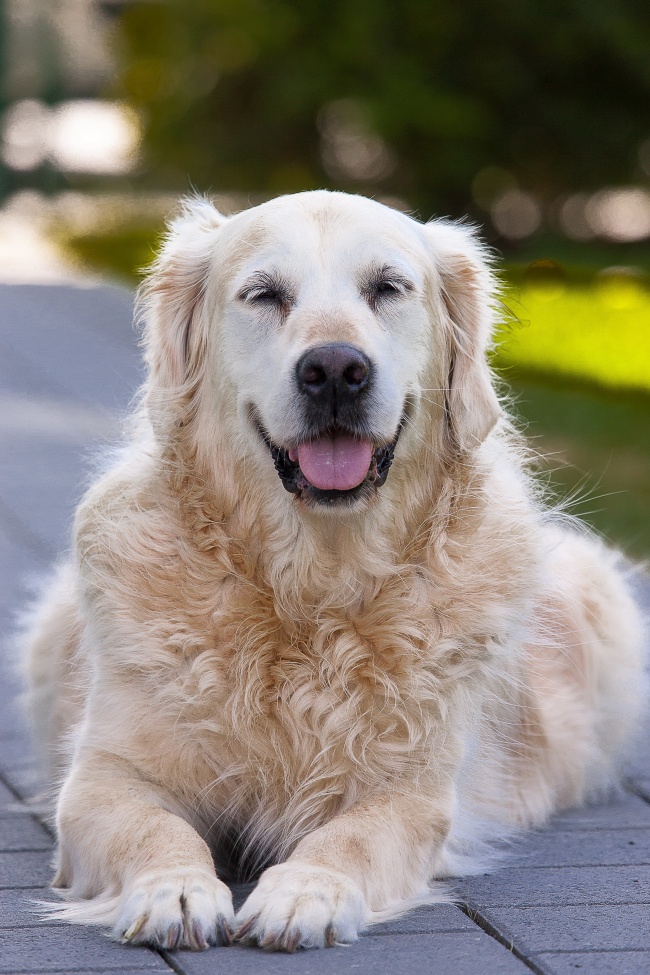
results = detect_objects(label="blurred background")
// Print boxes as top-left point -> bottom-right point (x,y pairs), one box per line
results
0,0 -> 648,556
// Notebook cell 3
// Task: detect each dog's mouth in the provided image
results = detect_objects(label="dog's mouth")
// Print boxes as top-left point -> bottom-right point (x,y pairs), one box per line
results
253,415 -> 402,507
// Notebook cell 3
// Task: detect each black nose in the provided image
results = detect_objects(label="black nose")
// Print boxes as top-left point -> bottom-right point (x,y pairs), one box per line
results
296,343 -> 371,411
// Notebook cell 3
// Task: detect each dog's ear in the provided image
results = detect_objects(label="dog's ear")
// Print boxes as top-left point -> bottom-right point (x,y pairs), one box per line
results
138,196 -> 227,404
424,220 -> 502,452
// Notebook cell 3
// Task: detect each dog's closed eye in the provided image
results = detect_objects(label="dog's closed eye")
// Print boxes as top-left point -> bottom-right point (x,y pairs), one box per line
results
238,272 -> 294,313
361,265 -> 415,312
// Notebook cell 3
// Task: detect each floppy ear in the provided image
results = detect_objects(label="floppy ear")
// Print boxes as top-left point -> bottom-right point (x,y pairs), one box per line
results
137,196 -> 227,426
424,220 -> 502,452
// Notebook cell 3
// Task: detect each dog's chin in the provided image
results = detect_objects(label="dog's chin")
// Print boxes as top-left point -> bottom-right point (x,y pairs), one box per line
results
295,477 -> 379,512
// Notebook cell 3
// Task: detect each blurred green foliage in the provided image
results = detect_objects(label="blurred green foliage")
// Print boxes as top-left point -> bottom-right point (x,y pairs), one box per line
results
114,0 -> 650,217
58,224 -> 163,281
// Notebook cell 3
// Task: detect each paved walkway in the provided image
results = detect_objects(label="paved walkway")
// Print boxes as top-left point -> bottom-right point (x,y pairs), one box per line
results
0,282 -> 648,974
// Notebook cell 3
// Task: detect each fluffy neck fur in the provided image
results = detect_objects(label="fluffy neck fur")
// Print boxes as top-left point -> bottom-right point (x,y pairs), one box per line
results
156,404 -> 538,636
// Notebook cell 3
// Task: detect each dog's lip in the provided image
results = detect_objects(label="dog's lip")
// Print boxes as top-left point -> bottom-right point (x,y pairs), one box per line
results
250,409 -> 403,500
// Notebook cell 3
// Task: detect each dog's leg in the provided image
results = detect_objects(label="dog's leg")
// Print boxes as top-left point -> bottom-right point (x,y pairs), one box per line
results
235,787 -> 452,950
53,754 -> 235,950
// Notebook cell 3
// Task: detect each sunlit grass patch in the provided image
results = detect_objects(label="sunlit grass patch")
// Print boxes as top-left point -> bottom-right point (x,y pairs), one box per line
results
494,271 -> 650,394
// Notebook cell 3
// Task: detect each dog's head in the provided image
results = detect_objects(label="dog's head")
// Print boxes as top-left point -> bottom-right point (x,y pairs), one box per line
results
140,191 -> 501,514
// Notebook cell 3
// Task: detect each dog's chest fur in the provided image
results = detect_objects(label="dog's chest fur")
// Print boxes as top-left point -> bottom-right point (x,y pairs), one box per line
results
78,462 -> 531,852
149,573 -> 476,866
151,565 -> 455,776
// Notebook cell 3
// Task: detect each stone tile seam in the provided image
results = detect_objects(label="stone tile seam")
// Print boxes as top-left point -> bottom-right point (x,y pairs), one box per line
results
626,782 -> 650,806
0,838 -> 63,851
504,860 -> 650,869
461,900 -> 650,907
158,948 -> 190,975
467,862 -> 650,872
456,902 -> 548,975
545,824 -> 650,831
0,770 -> 36,807
2,969 -> 170,975
0,847 -> 53,853
0,887 -> 56,892
0,922 -> 68,930
369,926 -> 475,936
0,769 -> 56,842
534,947 -> 650,956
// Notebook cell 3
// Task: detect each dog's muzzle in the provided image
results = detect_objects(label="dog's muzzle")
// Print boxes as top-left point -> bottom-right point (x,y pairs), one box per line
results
256,342 -> 402,506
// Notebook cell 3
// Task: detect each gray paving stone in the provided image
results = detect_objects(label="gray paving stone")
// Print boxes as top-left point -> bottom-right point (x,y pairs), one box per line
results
367,903 -> 477,935
0,783 -> 19,814
630,780 -> 650,804
0,736 -> 36,773
170,931 -> 531,975
0,661 -> 26,714
0,888 -> 59,928
533,950 -> 650,975
0,720 -> 26,755
0,284 -> 137,351
508,827 -> 650,868
0,336 -> 71,404
548,794 -> 650,830
0,925 -> 169,972
479,904 -> 650,953
0,524 -> 49,622
625,727 -> 650,783
462,864 -> 650,907
0,814 -> 52,852
0,285 -> 142,413
0,435 -> 92,554
0,850 -> 52,888
0,764 -> 46,804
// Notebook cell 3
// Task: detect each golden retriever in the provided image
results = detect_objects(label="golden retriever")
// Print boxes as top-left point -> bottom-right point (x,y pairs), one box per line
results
23,190 -> 645,952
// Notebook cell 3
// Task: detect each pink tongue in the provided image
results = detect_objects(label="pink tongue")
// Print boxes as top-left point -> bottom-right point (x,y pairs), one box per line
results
294,435 -> 373,491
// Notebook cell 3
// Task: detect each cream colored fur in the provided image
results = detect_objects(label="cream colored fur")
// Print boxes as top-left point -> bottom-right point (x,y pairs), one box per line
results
22,190 -> 646,952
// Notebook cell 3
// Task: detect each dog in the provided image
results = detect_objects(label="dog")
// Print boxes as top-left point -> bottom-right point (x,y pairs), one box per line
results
22,190 -> 645,952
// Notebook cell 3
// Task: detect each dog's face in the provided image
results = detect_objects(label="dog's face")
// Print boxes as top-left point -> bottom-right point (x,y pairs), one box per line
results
141,191 -> 501,514
217,194 -> 433,510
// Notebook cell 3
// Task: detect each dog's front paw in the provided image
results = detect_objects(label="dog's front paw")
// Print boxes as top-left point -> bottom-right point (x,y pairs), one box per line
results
114,868 -> 234,950
235,861 -> 367,951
